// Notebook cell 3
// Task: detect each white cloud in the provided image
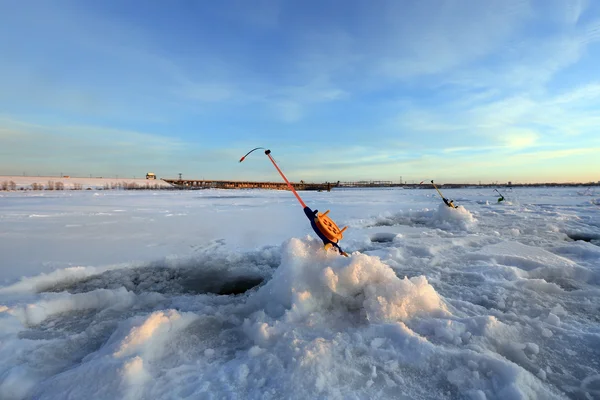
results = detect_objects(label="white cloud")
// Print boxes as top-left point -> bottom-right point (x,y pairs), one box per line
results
468,97 -> 537,129
550,83 -> 600,104
383,76 -> 600,174
564,0 -> 589,24
442,146 -> 500,154
371,0 -> 532,79
0,116 -> 188,176
512,147 -> 600,160
501,130 -> 540,149
274,101 -> 303,123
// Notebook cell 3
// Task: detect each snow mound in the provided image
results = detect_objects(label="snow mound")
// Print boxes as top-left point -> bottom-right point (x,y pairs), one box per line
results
370,204 -> 476,232
470,241 -> 597,289
111,310 -> 198,359
497,200 -> 514,206
7,288 -> 164,326
564,226 -> 600,246
235,239 -> 562,399
472,241 -> 576,272
0,266 -> 115,295
431,203 -> 477,231
250,237 -> 449,324
24,310 -> 199,400
0,237 -> 570,399
0,246 -> 279,296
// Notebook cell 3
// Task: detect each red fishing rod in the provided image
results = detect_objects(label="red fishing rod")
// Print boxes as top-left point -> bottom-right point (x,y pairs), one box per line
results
240,147 -> 348,256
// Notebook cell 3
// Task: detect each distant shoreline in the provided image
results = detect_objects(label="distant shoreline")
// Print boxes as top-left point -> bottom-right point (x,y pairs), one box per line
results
0,175 -> 598,191
0,175 -> 172,191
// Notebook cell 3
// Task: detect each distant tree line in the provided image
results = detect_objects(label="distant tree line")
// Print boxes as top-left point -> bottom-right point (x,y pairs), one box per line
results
1,181 -> 17,191
0,181 -> 169,191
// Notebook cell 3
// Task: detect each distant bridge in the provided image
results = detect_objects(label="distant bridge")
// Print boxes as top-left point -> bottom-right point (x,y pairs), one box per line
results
162,178 -> 598,191
337,180 -> 395,188
162,179 -> 446,191
162,179 -> 335,191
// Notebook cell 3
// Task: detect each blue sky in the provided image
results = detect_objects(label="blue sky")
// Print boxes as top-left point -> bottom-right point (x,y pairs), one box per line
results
1,0 -> 599,183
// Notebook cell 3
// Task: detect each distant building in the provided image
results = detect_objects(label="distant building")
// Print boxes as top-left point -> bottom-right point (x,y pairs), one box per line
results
146,172 -> 157,180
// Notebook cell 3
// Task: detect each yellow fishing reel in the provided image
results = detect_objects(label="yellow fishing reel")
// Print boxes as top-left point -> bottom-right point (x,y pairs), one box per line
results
314,210 -> 348,243
305,207 -> 349,256
431,180 -> 458,209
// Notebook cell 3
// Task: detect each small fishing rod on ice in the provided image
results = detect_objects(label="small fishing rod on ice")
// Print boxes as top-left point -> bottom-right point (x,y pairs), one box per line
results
494,189 -> 505,203
431,180 -> 458,208
240,147 -> 349,256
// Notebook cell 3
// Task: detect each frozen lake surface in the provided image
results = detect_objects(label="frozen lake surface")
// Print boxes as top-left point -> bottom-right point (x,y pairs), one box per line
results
1,188 -> 599,399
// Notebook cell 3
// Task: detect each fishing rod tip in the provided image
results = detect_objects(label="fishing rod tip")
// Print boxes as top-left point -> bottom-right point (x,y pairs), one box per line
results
239,157 -> 245,163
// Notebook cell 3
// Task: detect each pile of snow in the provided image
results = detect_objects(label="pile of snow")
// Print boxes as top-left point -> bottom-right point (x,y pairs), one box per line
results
8,288 -> 164,326
0,238 -> 566,399
431,203 -> 477,231
494,200 -> 514,206
248,238 -> 448,324
0,266 -> 118,295
371,203 -> 477,232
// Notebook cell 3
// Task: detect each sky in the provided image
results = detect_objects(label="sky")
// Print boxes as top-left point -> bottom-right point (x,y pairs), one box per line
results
1,0 -> 600,184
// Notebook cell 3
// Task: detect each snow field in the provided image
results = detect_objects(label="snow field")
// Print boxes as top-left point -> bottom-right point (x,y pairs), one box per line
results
0,187 -> 599,399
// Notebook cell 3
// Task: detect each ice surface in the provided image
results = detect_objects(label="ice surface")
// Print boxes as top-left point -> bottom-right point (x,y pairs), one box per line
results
1,187 -> 599,399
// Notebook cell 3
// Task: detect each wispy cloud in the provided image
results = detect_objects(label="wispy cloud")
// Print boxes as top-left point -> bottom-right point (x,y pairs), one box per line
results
512,147 -> 600,161
501,130 -> 540,149
0,116 -> 185,175
374,0 -> 532,80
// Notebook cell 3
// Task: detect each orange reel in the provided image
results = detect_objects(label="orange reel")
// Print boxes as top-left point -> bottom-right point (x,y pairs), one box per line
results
314,210 -> 347,243
240,147 -> 349,255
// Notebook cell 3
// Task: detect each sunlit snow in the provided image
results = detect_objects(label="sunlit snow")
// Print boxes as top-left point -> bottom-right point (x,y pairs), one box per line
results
1,188 -> 599,399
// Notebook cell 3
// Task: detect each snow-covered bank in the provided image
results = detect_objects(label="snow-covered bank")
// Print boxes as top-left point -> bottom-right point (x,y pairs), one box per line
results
1,188 -> 599,399
0,175 -> 171,191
